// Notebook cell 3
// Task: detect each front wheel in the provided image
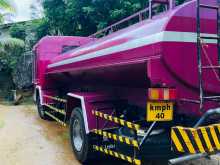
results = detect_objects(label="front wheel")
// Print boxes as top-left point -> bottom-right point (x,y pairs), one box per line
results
70,107 -> 93,163
36,96 -> 50,120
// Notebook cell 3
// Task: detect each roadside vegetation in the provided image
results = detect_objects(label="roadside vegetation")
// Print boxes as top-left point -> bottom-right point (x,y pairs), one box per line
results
35,0 -> 185,37
0,0 -> 24,72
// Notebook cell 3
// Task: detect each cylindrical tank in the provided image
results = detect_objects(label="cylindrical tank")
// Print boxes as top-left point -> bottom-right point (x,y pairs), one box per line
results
46,0 -> 220,116
47,0 -> 219,89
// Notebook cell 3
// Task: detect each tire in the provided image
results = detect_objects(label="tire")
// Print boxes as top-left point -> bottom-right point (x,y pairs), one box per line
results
36,96 -> 50,120
70,107 -> 93,163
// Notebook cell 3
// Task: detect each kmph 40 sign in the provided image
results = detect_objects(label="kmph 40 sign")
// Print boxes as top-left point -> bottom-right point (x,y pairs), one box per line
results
147,102 -> 174,122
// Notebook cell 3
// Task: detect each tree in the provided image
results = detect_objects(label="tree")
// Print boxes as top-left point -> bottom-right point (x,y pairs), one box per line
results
0,0 -> 14,23
0,0 -> 24,72
37,0 -> 186,38
0,0 -> 24,48
176,0 -> 185,5
34,19 -> 50,39
30,0 -> 43,20
9,24 -> 26,40
0,0 -> 14,12
38,0 -> 148,36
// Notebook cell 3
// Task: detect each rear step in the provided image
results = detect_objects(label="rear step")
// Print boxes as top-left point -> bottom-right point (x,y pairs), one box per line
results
94,145 -> 141,165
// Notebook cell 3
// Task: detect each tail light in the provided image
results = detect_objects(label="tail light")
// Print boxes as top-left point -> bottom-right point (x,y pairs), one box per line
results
148,88 -> 177,101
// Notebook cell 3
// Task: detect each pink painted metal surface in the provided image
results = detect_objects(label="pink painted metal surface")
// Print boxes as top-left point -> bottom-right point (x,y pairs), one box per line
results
33,36 -> 94,87
34,0 -> 220,118
67,92 -> 119,131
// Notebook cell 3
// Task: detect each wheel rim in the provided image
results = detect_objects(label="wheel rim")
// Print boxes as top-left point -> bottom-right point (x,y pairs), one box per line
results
72,119 -> 83,152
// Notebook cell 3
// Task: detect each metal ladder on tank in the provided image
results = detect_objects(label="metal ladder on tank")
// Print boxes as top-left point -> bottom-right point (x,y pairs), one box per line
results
197,0 -> 220,112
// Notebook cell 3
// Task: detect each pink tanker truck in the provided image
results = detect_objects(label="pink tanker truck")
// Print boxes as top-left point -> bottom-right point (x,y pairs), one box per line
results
33,0 -> 220,164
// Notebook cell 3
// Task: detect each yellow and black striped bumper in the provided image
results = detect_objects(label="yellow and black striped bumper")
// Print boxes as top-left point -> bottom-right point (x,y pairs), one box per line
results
92,110 -> 140,131
94,145 -> 141,165
93,129 -> 139,148
171,124 -> 220,154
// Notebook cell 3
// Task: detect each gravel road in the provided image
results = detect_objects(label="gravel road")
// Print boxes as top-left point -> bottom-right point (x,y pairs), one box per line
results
0,103 -> 220,165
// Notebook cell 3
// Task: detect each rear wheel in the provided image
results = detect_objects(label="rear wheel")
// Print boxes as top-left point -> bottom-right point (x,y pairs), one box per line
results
70,107 -> 93,163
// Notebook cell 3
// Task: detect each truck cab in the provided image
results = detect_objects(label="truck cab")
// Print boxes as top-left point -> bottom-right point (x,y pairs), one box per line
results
33,36 -> 94,89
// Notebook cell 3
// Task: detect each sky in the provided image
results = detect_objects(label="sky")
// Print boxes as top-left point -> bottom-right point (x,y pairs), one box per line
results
13,0 -> 34,22
4,0 -> 43,23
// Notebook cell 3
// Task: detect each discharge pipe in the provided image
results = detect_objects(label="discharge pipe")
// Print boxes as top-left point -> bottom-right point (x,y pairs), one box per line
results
168,153 -> 208,165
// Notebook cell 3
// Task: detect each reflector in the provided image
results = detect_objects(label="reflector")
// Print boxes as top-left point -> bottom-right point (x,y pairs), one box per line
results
148,88 -> 176,100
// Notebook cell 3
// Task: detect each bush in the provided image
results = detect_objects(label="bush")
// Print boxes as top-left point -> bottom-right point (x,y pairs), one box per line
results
9,24 -> 26,41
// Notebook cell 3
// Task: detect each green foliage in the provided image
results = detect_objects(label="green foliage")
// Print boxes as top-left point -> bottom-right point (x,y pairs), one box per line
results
0,41 -> 24,72
37,0 -> 147,37
9,24 -> 26,40
0,37 -> 24,48
9,20 -> 44,48
0,0 -> 14,12
0,0 -> 15,24
34,19 -> 50,40
0,0 -> 23,71
36,0 -> 186,38
176,0 -> 185,5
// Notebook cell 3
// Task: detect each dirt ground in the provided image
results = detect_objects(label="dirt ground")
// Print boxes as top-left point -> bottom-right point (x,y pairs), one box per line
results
0,103 -> 220,165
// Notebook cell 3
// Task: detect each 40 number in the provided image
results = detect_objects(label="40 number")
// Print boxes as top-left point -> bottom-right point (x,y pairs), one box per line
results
155,113 -> 165,119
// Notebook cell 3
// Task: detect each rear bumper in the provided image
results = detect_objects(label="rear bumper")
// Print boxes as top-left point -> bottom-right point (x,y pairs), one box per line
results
171,125 -> 220,154
116,131 -> 174,160
169,108 -> 220,164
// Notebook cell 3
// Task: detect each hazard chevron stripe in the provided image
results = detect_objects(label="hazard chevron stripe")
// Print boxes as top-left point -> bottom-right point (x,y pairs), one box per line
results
43,95 -> 67,103
92,110 -> 140,131
45,104 -> 66,115
171,124 -> 220,154
94,145 -> 141,165
93,129 -> 139,148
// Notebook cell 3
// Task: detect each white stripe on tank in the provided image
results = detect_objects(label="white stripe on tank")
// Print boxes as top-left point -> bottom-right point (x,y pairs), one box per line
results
48,31 -> 217,68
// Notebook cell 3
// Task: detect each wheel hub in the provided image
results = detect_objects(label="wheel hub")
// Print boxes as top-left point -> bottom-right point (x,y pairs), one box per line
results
73,119 -> 83,152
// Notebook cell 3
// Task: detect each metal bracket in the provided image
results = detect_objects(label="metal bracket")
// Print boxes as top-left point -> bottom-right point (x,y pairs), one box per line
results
194,108 -> 220,128
139,121 -> 157,147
